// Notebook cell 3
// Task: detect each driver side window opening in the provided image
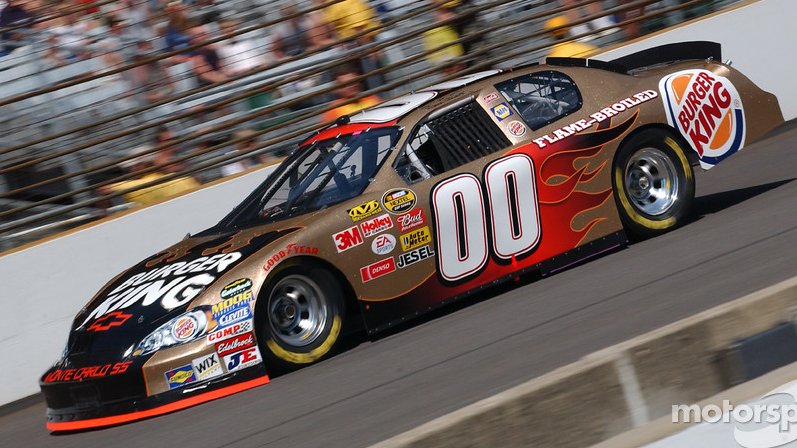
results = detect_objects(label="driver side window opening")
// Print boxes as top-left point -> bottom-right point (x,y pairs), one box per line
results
495,71 -> 582,131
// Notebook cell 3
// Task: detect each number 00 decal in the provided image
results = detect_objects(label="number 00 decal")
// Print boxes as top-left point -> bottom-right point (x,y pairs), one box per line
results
432,154 -> 541,282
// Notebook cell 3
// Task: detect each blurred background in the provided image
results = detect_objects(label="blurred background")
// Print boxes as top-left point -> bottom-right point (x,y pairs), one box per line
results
0,0 -> 742,250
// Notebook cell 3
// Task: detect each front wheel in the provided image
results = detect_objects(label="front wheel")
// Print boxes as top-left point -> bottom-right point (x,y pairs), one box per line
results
612,129 -> 695,239
258,267 -> 344,372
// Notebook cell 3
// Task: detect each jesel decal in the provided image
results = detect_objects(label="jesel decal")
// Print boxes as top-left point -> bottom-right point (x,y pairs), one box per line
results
659,69 -> 745,168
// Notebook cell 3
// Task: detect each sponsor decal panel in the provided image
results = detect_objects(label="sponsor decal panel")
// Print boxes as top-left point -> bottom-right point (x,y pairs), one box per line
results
348,200 -> 382,222
359,213 -> 393,238
263,244 -> 319,272
223,346 -> 261,372
659,69 -> 745,168
532,90 -> 659,149
215,332 -> 256,357
491,102 -> 513,121
400,226 -> 432,252
87,311 -> 132,332
397,245 -> 435,268
206,319 -> 252,344
360,257 -> 396,283
483,92 -> 500,103
220,278 -> 252,299
212,289 -> 253,318
397,208 -> 426,232
382,189 -> 417,214
165,364 -> 196,389
172,314 -> 199,342
371,234 -> 396,255
217,302 -> 252,328
507,120 -> 526,137
192,353 -> 223,381
333,225 -> 364,253
43,361 -> 132,383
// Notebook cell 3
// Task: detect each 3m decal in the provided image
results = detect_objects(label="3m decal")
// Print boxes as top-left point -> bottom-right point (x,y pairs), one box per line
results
220,278 -> 252,299
215,332 -> 255,357
659,70 -> 745,168
223,346 -> 261,372
211,290 -> 253,318
333,225 -> 364,253
359,213 -> 393,238
348,200 -> 382,222
263,243 -> 319,272
491,102 -> 513,121
86,311 -> 132,332
217,303 -> 252,328
165,364 -> 196,389
431,154 -> 541,282
43,361 -> 132,383
483,92 -> 500,103
400,226 -> 431,252
360,257 -> 396,282
172,314 -> 199,342
397,245 -> 435,268
382,189 -> 417,214
507,120 -> 526,137
206,320 -> 252,344
397,208 -> 426,232
371,234 -> 396,255
532,90 -> 658,149
78,252 -> 243,329
192,353 -> 223,381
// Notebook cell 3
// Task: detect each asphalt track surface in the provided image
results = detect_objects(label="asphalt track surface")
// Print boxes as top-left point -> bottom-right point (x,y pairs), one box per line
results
3,121 -> 797,447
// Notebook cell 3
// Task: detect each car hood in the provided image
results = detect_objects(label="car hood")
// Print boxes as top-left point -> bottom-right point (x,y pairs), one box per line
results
66,226 -> 300,360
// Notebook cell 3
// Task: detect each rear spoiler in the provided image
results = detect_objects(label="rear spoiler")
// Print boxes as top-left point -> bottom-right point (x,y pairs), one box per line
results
547,41 -> 722,74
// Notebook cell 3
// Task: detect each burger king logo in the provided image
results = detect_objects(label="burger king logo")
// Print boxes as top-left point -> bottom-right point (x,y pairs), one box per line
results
659,69 -> 745,168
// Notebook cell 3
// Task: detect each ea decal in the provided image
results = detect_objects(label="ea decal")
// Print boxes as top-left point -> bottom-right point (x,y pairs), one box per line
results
382,189 -> 416,214
220,278 -> 252,299
659,69 -> 745,168
491,102 -> 513,121
348,200 -> 381,222
507,120 -> 526,137
371,234 -> 396,255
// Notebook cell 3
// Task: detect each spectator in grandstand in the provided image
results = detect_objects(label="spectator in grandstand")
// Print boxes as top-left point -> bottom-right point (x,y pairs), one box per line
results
323,0 -> 380,41
130,40 -> 175,103
423,5 -> 465,76
110,0 -> 152,42
306,0 -> 336,48
217,19 -> 266,76
272,3 -> 310,60
220,129 -> 259,177
558,0 -> 617,38
351,26 -> 385,91
320,64 -> 381,123
544,15 -> 597,58
0,0 -> 35,56
163,1 -> 192,53
187,24 -> 227,87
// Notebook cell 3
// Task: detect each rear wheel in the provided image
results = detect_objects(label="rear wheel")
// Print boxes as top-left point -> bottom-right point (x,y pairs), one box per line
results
258,266 -> 344,371
612,129 -> 695,239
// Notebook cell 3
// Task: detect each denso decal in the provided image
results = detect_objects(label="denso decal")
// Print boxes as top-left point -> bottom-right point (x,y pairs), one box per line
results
217,302 -> 252,328
532,90 -> 658,149
333,225 -> 364,253
223,346 -> 261,372
86,311 -> 132,332
359,213 -> 393,238
360,257 -> 396,282
263,243 -> 319,272
215,332 -> 255,357
491,102 -> 513,121
659,69 -> 745,168
400,226 -> 432,252
397,245 -> 435,268
206,320 -> 252,343
220,278 -> 252,299
43,361 -> 132,383
78,252 -> 242,329
165,364 -> 196,389
397,208 -> 426,232
192,353 -> 223,381
212,290 -> 253,318
348,200 -> 382,222
371,234 -> 396,255
382,189 -> 416,214
172,314 -> 199,342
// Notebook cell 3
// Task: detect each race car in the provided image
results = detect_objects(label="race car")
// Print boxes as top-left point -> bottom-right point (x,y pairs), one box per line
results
40,41 -> 783,431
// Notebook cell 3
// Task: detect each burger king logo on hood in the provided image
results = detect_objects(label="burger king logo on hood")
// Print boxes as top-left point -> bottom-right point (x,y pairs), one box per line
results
659,69 -> 746,169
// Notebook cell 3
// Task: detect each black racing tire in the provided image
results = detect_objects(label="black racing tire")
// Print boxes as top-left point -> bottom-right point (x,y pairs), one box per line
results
612,128 -> 695,239
257,265 -> 344,372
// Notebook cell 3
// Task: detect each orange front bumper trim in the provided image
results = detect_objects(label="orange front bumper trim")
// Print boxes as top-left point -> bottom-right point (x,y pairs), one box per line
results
46,375 -> 269,432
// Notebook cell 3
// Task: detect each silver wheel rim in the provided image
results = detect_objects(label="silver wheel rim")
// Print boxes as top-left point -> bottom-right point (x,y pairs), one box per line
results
624,147 -> 680,216
268,275 -> 328,347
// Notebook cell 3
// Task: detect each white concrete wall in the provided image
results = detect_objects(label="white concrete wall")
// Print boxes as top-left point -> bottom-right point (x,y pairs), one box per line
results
1,0 -> 795,406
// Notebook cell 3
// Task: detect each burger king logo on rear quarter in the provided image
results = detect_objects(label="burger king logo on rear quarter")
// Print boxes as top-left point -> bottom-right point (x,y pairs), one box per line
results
382,189 -> 416,214
659,69 -> 746,169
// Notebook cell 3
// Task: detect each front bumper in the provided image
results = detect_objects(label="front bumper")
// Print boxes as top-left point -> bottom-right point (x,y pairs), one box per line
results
41,361 -> 268,431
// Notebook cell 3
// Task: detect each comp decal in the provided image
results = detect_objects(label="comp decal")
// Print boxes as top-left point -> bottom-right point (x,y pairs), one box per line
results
659,69 -> 745,168
206,320 -> 253,344
348,200 -> 382,222
165,364 -> 196,390
382,189 -> 417,214
192,353 -> 223,381
532,90 -> 658,149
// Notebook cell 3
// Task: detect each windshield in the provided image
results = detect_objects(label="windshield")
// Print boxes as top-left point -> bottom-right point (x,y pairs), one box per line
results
222,126 -> 402,227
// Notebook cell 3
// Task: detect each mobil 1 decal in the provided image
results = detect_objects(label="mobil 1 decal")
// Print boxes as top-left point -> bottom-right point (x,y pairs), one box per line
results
430,153 -> 541,284
659,69 -> 745,169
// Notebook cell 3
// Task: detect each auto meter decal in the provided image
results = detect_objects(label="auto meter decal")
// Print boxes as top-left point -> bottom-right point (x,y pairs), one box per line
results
348,200 -> 382,222
400,226 -> 432,252
220,278 -> 252,299
165,364 -> 196,389
382,189 -> 416,214
659,69 -> 745,168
